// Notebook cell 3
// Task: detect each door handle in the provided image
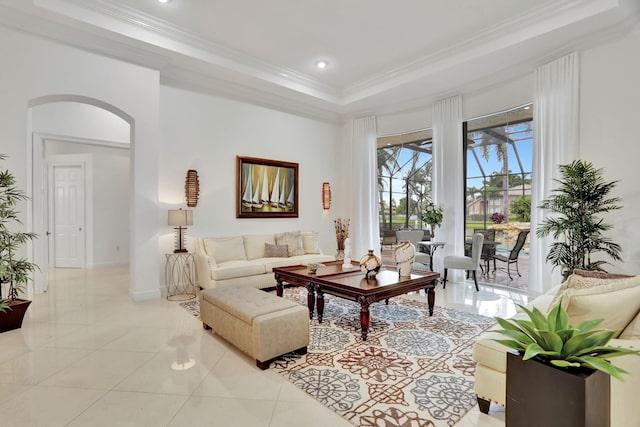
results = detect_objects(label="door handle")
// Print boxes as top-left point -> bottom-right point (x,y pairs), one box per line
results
79,227 -> 82,232
46,231 -> 51,236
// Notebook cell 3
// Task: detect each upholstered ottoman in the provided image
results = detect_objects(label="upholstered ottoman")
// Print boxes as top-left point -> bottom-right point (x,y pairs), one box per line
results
200,286 -> 309,369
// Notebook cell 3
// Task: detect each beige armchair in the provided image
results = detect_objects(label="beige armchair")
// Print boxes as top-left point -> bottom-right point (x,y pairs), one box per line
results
473,273 -> 640,426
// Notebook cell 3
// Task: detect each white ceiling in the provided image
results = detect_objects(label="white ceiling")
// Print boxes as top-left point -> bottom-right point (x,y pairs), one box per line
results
1,0 -> 639,122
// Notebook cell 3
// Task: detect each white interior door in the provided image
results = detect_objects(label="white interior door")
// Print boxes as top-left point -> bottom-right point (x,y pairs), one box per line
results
50,163 -> 85,268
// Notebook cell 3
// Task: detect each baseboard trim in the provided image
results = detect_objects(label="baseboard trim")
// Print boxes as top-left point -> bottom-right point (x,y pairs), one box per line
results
129,287 -> 162,301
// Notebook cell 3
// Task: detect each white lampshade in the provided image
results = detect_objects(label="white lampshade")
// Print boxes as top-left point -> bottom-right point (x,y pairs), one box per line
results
168,209 -> 193,227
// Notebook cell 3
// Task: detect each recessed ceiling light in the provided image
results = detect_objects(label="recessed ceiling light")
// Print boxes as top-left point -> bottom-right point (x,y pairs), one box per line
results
315,60 -> 328,69
524,106 -> 531,110
158,0 -> 170,3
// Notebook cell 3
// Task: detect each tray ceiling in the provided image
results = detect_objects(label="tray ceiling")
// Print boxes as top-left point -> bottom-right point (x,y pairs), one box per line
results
1,0 -> 638,121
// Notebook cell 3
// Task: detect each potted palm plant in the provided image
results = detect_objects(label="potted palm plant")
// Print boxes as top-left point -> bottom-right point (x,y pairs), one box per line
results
494,303 -> 640,426
0,154 -> 38,332
537,160 -> 622,281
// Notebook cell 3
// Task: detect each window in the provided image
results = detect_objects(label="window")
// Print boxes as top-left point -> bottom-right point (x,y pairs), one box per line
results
377,129 -> 433,232
465,105 -> 533,289
465,105 -> 533,233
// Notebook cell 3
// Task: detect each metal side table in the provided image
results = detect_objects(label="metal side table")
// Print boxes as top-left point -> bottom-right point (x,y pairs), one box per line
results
165,252 -> 197,301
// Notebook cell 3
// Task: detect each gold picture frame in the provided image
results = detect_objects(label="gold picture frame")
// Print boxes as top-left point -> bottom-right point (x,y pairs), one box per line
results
236,156 -> 299,218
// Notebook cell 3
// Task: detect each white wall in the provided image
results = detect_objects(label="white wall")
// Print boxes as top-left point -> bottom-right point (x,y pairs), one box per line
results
579,24 -> 640,275
31,102 -> 130,144
0,27 -> 159,300
159,85 -> 344,257
376,74 -> 533,136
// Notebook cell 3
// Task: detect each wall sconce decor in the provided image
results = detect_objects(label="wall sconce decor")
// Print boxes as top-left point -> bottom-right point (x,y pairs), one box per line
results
322,182 -> 331,210
168,208 -> 193,253
185,170 -> 199,207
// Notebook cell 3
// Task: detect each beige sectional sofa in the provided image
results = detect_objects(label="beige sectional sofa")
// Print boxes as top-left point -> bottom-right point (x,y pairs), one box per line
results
473,271 -> 640,426
194,230 -> 335,289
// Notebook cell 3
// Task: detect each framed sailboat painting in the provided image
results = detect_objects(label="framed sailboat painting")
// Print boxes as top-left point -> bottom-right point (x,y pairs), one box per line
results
236,156 -> 299,218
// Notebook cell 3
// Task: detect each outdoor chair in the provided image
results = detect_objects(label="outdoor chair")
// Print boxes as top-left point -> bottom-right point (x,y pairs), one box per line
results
380,229 -> 397,251
443,233 -> 484,291
492,229 -> 530,280
474,228 -> 497,275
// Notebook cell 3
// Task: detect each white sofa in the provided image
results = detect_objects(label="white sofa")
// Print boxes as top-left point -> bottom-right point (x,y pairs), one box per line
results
194,231 -> 335,289
472,271 -> 640,426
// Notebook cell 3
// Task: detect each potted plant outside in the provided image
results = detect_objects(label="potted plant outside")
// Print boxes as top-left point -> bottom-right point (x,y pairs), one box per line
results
493,303 -> 640,427
537,160 -> 622,281
0,154 -> 38,332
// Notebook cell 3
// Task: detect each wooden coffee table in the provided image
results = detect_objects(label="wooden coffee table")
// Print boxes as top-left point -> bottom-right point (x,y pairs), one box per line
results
273,261 -> 440,340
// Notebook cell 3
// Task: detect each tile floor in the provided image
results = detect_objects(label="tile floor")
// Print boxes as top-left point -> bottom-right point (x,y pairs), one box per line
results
0,265 -> 530,426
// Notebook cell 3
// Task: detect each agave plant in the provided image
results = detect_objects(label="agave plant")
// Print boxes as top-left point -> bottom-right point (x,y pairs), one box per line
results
493,303 -> 640,381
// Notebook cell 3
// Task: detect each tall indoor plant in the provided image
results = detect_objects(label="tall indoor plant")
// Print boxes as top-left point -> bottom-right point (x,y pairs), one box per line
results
536,160 -> 622,281
0,154 -> 38,331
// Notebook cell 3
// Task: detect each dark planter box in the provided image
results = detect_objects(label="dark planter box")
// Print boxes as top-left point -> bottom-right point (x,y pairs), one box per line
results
0,299 -> 32,333
506,351 -> 610,427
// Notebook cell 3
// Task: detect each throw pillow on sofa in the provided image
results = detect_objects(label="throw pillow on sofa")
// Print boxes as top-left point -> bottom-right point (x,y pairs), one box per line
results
275,231 -> 305,256
572,269 -> 632,279
265,243 -> 289,258
549,274 -> 640,336
301,231 -> 321,254
204,237 -> 247,264
549,271 -> 632,309
243,234 -> 276,260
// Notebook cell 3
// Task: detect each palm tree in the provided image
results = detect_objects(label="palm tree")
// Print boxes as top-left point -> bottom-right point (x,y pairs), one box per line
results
377,147 -> 401,230
378,144 -> 433,230
536,160 -> 622,280
406,160 -> 433,225
479,134 -> 510,217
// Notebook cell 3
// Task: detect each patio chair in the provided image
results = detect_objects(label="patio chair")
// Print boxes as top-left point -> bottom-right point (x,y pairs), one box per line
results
474,229 -> 496,275
380,229 -> 397,251
492,230 -> 529,280
443,233 -> 484,291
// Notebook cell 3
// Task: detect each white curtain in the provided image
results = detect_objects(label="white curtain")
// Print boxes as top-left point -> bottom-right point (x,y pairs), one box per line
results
350,116 -> 380,259
432,95 -> 464,277
529,52 -> 580,294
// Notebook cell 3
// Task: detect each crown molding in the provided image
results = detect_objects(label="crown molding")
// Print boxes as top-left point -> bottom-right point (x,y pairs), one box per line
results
160,68 -> 342,124
33,0 -> 341,102
341,0 -> 621,103
36,0 -> 629,108
3,0 -> 637,123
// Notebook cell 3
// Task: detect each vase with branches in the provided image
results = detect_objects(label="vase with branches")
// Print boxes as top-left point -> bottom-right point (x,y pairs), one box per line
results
536,160 -> 622,281
334,218 -> 350,260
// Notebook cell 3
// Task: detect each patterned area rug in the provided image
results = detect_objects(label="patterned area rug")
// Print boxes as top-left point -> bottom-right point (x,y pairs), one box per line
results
179,299 -> 200,318
179,287 -> 495,427
272,287 -> 495,426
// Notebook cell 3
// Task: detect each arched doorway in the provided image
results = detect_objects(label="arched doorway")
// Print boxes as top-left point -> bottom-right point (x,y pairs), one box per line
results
27,95 -> 133,294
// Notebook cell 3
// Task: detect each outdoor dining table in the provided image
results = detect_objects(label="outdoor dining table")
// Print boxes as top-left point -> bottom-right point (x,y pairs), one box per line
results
416,241 -> 446,272
465,239 -> 498,277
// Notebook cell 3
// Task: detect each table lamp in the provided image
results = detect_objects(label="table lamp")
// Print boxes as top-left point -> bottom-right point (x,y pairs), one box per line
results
168,208 -> 193,253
